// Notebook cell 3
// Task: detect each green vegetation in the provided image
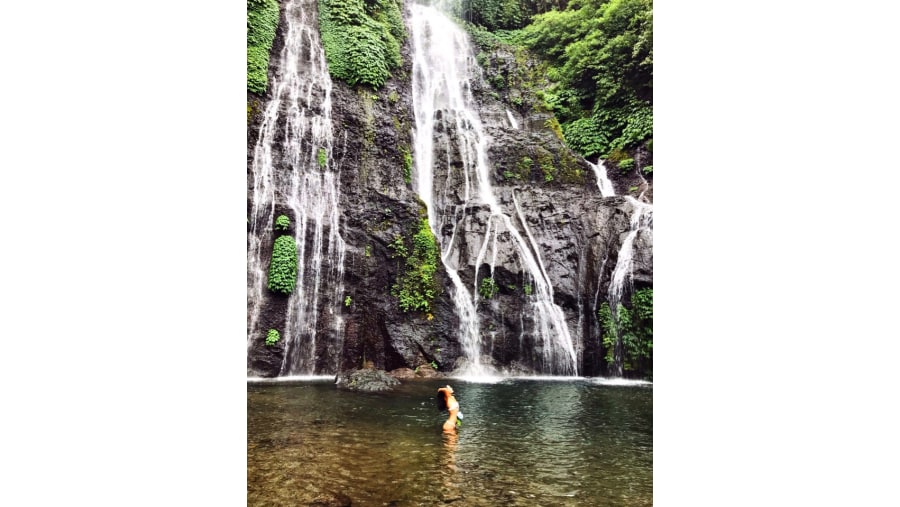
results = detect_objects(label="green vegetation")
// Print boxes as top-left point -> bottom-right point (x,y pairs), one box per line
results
479,277 -> 499,299
523,283 -> 533,296
516,156 -> 533,179
318,0 -> 406,88
521,0 -> 653,158
365,244 -> 372,257
247,0 -> 280,94
401,147 -> 412,184
268,235 -> 298,294
265,329 -> 280,346
317,148 -> 327,168
642,165 -> 653,174
344,295 -> 352,307
275,214 -> 290,231
388,234 -> 408,258
618,158 -> 635,171
598,288 -> 653,378
391,218 -> 440,313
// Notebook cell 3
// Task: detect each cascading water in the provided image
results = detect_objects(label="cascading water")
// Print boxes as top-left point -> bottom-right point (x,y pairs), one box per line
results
605,196 -> 653,376
247,0 -> 346,375
505,109 -> 519,129
409,1 -> 577,376
589,159 -> 616,198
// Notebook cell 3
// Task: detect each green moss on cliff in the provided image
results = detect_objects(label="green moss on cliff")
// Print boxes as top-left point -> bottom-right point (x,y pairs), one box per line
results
247,0 -> 280,94
318,0 -> 405,88
391,218 -> 440,314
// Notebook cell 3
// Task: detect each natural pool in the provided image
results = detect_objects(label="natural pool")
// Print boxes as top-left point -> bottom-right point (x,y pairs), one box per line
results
248,377 -> 652,506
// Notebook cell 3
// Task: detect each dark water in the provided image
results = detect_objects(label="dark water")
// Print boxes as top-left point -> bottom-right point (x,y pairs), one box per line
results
248,378 -> 652,506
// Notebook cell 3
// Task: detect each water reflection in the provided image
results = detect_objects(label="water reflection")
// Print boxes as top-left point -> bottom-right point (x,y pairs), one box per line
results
248,378 -> 652,506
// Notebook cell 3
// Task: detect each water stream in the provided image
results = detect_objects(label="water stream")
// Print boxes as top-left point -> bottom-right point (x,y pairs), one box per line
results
605,197 -> 653,376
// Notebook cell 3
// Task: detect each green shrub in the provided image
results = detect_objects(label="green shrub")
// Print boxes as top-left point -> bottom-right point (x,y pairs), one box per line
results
562,117 -> 607,159
642,165 -> 653,174
265,329 -> 280,346
247,0 -> 280,94
401,147 -> 412,184
317,148 -> 327,168
516,156 -> 533,179
618,158 -> 635,171
268,235 -> 298,294
597,287 -> 653,378
521,0 -> 653,155
318,0 -> 405,88
391,218 -> 439,312
275,214 -> 290,231
344,295 -> 352,307
479,277 -> 499,299
388,235 -> 408,258
523,283 -> 532,296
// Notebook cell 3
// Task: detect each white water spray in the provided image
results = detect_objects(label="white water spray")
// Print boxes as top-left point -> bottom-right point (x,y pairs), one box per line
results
247,0 -> 346,375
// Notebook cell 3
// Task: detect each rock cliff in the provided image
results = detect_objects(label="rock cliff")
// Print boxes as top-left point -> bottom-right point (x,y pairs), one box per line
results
247,1 -> 652,378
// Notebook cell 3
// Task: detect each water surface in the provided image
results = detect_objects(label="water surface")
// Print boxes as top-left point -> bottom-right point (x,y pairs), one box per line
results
248,378 -> 652,506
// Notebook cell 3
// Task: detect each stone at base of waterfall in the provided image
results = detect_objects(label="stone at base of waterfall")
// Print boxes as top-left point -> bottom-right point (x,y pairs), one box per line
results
335,368 -> 400,391
308,491 -> 351,507
414,364 -> 442,378
388,367 -> 417,379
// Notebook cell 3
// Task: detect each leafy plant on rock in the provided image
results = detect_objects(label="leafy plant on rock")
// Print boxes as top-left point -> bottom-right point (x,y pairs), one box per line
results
266,329 -> 280,346
275,214 -> 290,231
391,218 -> 439,312
268,235 -> 298,294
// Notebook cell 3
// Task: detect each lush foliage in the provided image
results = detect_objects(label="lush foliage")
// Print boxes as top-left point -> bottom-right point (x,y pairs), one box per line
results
521,0 -> 653,157
479,277 -> 499,299
275,214 -> 290,231
268,235 -> 298,294
598,288 -> 653,378
453,0 -> 569,31
401,147 -> 412,184
391,219 -> 440,313
317,148 -> 327,168
318,0 -> 405,88
265,328 -> 280,346
247,0 -> 280,94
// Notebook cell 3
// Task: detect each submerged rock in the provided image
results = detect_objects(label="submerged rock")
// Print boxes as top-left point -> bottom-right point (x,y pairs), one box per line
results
335,368 -> 401,391
308,491 -> 351,507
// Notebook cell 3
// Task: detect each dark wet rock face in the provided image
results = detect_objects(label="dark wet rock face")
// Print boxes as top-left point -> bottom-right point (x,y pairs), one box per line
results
247,4 -> 652,378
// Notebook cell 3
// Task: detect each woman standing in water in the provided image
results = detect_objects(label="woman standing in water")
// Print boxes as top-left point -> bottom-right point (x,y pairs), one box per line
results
436,385 -> 461,433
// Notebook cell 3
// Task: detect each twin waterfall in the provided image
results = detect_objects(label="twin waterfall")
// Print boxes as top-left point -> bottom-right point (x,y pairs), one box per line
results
247,0 -> 651,377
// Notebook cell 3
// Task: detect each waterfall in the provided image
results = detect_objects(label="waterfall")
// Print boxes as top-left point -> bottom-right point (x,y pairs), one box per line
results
589,159 -> 615,198
505,109 -> 519,129
247,0 -> 346,375
605,196 -> 653,376
409,2 -> 577,376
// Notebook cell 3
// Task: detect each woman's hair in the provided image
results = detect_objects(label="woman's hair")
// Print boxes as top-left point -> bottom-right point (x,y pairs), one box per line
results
436,390 -> 448,411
